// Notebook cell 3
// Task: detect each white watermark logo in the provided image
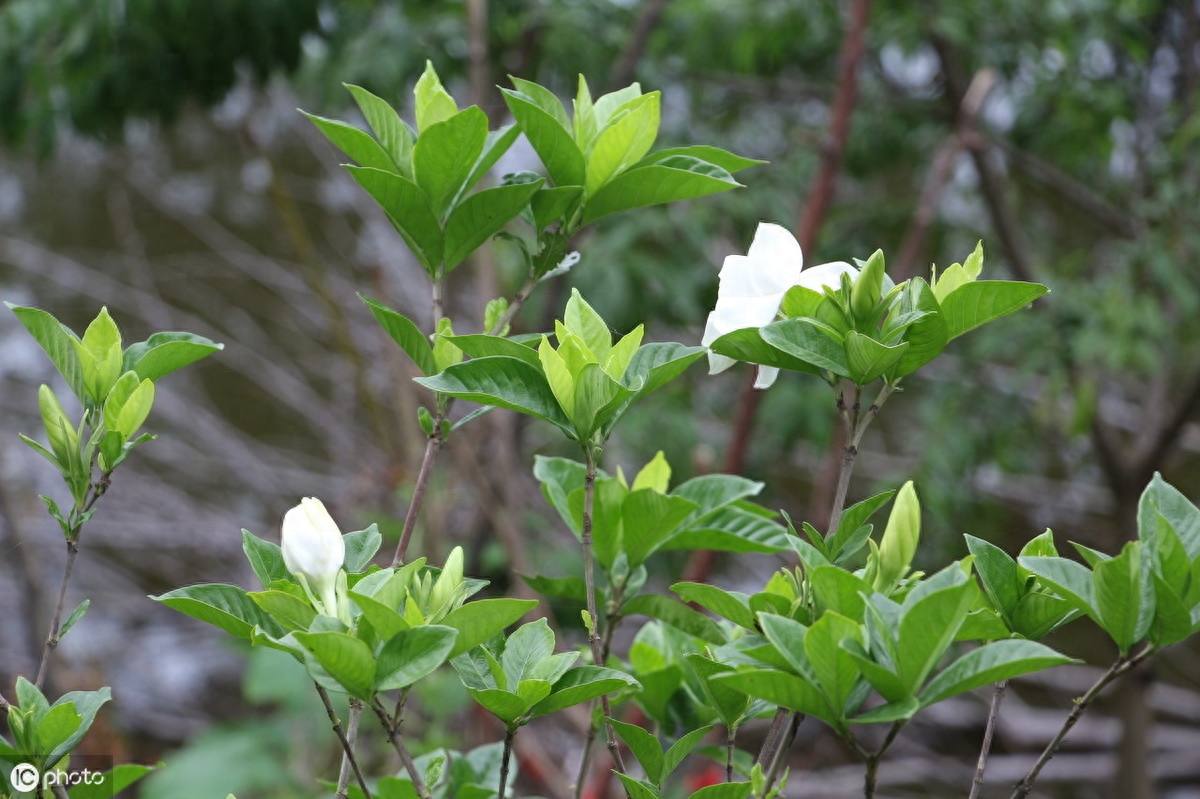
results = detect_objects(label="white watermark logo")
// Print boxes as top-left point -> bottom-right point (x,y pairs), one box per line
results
8,763 -> 39,792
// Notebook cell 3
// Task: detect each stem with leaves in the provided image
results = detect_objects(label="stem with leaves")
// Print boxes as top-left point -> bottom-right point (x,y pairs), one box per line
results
1010,646 -> 1155,799
371,696 -> 430,799
850,721 -> 905,799
968,680 -> 1009,799
315,685 -> 372,799
392,410 -> 445,567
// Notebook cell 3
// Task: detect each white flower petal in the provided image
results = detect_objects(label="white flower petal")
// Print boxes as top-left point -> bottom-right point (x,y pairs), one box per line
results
708,351 -> 737,375
796,260 -> 858,291
746,223 -> 804,274
754,366 -> 780,389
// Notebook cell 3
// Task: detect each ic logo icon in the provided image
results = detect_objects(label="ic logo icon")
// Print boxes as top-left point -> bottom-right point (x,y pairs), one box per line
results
8,763 -> 39,792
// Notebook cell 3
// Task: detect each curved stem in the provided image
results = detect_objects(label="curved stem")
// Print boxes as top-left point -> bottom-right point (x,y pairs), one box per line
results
371,697 -> 429,799
35,538 -> 79,690
315,686 -> 372,799
968,680 -> 1009,799
1010,646 -> 1154,799
391,415 -> 444,567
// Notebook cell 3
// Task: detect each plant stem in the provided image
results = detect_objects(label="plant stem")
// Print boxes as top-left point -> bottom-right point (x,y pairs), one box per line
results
764,712 -> 803,792
490,276 -> 538,335
392,414 -> 445,567
1010,646 -> 1154,799
315,685 -> 372,799
755,707 -> 789,770
968,680 -> 1009,799
726,729 -> 737,782
371,697 -> 429,799
851,721 -> 904,799
499,727 -> 516,798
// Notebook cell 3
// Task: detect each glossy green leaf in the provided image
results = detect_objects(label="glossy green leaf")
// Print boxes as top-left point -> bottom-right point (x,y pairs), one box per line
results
7,304 -> 86,401
585,92 -> 660,195
888,277 -> 948,377
152,584 -> 283,641
671,582 -> 756,630
413,107 -> 489,218
66,764 -> 156,799
809,567 -> 872,623
501,88 -> 586,186
413,61 -> 457,132
343,524 -> 383,572
852,696 -> 921,724
639,145 -> 764,174
760,318 -> 850,377
921,640 -> 1076,705
690,783 -> 754,799
582,156 -> 740,223
345,166 -> 442,274
940,281 -> 1049,340
708,326 -> 822,376
448,334 -> 540,367
468,688 -> 531,724
531,185 -> 584,229
302,111 -> 398,172
443,179 -> 544,271
122,331 -> 223,381
1018,556 -> 1096,619
615,773 -> 661,799
415,357 -> 570,432
1093,542 -> 1154,655
442,598 -> 538,658
1148,573 -> 1196,646
376,625 -> 459,691
965,535 -> 1022,621
344,83 -> 415,178
1138,473 -> 1200,561
622,594 -> 725,644
502,619 -> 556,688
464,124 -> 520,192
896,576 -> 974,693
663,506 -> 790,554
845,331 -> 908,385
712,668 -> 826,716
294,631 -> 376,699
359,296 -> 436,376
248,589 -> 316,632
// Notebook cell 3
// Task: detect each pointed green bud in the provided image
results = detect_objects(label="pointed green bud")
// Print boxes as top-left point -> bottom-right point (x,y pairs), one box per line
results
631,451 -> 670,493
484,298 -> 510,337
873,480 -> 920,592
414,61 -> 458,132
850,249 -> 886,323
426,546 -> 466,623
431,317 -> 463,372
73,307 -> 123,403
38,385 -> 78,464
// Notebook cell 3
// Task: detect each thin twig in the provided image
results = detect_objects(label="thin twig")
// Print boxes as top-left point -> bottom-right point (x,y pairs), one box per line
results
34,539 -> 79,690
337,699 -> 366,799
726,729 -> 736,782
391,416 -> 444,567
968,680 -> 1009,799
370,697 -> 430,799
499,727 -> 516,799
315,685 -> 372,799
764,712 -> 803,791
1009,646 -> 1154,799
854,721 -> 905,799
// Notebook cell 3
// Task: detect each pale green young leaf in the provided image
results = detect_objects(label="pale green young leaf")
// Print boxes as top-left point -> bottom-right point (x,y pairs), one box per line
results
413,107 -> 489,219
348,591 -> 410,642
469,688 -> 531,724
573,74 -> 597,149
509,77 -> 571,129
538,336 -> 575,418
591,83 -> 643,129
888,278 -> 948,378
7,304 -> 86,401
345,166 -> 442,274
603,325 -> 644,381
502,619 -> 556,687
413,61 -> 457,132
301,111 -> 398,173
248,589 -> 317,633
1148,573 -> 1194,646
122,331 -> 223,381
638,145 -> 765,173
632,451 -> 670,493
501,89 -> 586,186
963,240 -> 984,280
114,378 -> 154,440
940,281 -> 1050,340
804,611 -> 866,723
620,490 -> 697,566
584,92 -> 660,195
564,289 -> 613,360
570,362 -> 632,437
344,83 -> 415,178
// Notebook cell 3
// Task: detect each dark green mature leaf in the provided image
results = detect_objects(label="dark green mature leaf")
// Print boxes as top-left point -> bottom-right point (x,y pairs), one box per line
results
639,145 -> 765,173
615,773 -> 661,799
152,584 -> 283,641
708,327 -> 823,376
662,723 -> 718,781
360,295 -> 437,376
376,625 -> 459,690
413,106 -> 489,218
940,281 -> 1049,340
449,334 -> 541,367
671,582 -> 756,630
501,89 -> 586,186
442,598 -> 538,658
888,277 -> 948,377
583,156 -> 741,223
415,357 -> 571,432
531,666 -> 638,717
965,535 -> 1022,622
344,83 -> 415,179
690,784 -> 754,799
123,332 -> 223,381
845,332 -> 908,385
760,318 -> 850,377
1018,556 -> 1096,619
711,668 -> 825,716
7,304 -> 86,400
1138,473 -> 1200,561
622,595 -> 725,644
674,474 -> 763,513
443,179 -> 544,271
294,631 -> 376,699
921,640 -> 1076,705
242,529 -> 290,589
1149,573 -> 1195,646
532,185 -> 585,229
600,343 -> 705,436
345,166 -> 443,274
664,506 -> 790,554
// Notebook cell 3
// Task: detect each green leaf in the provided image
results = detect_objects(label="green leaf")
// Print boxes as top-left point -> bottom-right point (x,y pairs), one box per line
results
920,640 -> 1077,705
502,619 -> 557,688
345,83 -> 415,178
760,318 -> 850,378
248,590 -> 316,632
532,666 -> 638,717
67,764 -> 156,799
58,599 -> 89,640
442,598 -> 538,658
622,595 -> 725,644
449,334 -> 540,367
965,535 -> 1022,623
662,723 -> 717,780
349,591 -> 410,641
533,455 -> 588,534
690,783 -> 754,799
1093,542 -> 1155,655
687,655 -> 751,728
294,631 -> 377,699
896,577 -> 975,694
343,524 -> 383,572
7,303 -> 85,400
122,331 -> 223,381
804,612 -> 865,724
152,584 -> 283,641
671,582 -> 756,630
852,696 -> 921,724
36,702 -> 83,756
464,124 -> 522,193
345,166 -> 443,274
809,567 -> 872,623
532,185 -> 585,229
1018,556 -> 1096,619
608,718 -> 664,784
639,146 -> 764,174
585,92 -> 660,195
888,278 -> 948,377
582,156 -> 740,223
242,529 -> 290,589
414,61 -> 457,132
564,289 -> 613,359
360,296 -> 437,376
443,179 -> 544,271
415,357 -> 570,432
712,668 -> 827,716
501,88 -> 586,186
509,76 -> 572,129
844,332 -> 908,385
301,111 -> 398,172
615,773 -> 662,799
1138,473 -> 1200,562
520,573 -> 592,605
376,625 -> 459,691
1148,573 -> 1195,646
940,281 -> 1050,340
620,490 -> 698,566
602,342 -> 705,436
708,326 -> 823,377
469,688 -> 532,725
38,687 -> 110,766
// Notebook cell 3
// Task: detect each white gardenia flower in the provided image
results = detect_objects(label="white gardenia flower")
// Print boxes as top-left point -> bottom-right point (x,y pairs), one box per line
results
701,222 -> 857,389
282,497 -> 346,617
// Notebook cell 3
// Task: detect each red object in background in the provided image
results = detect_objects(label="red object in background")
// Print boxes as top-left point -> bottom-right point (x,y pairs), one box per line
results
686,763 -> 725,791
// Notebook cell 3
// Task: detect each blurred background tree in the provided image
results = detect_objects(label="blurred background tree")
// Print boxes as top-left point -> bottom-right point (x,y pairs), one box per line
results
1,1 -> 1199,797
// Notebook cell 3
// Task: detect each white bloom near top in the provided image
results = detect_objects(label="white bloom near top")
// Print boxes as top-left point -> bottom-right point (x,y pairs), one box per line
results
282,497 -> 345,615
701,222 -> 857,388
